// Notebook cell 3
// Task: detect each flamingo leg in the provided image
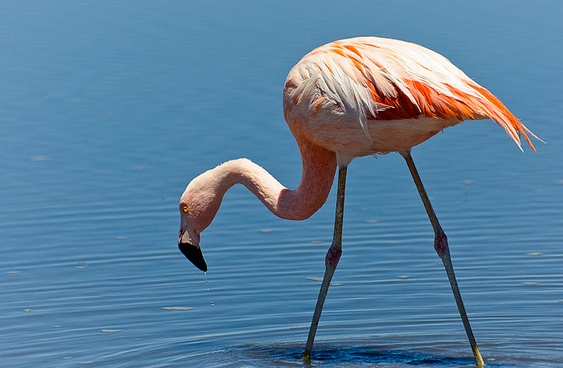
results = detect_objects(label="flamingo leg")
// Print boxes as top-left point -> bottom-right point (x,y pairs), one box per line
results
303,165 -> 347,364
400,150 -> 484,367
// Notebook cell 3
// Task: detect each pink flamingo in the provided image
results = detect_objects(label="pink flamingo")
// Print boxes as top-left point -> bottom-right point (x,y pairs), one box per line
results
178,37 -> 539,366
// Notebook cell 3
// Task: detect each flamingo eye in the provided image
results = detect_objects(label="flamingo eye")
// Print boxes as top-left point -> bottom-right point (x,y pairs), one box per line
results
182,204 -> 189,213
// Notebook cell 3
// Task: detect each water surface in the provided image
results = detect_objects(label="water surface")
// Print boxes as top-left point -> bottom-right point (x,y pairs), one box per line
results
1,1 -> 562,367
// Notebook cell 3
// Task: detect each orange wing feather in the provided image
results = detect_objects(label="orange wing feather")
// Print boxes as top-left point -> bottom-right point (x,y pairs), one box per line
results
310,38 -> 539,151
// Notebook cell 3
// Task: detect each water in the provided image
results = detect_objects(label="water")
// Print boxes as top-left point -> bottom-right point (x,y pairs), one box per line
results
1,1 -> 562,367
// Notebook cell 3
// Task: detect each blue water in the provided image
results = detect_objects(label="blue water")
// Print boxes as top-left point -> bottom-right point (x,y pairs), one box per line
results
1,1 -> 562,367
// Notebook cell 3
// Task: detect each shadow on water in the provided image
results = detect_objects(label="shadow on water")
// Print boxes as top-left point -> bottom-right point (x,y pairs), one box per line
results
231,343 -> 490,367
179,342 -> 558,367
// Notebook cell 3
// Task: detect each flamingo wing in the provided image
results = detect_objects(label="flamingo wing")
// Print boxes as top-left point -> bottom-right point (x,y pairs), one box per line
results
300,37 -> 538,151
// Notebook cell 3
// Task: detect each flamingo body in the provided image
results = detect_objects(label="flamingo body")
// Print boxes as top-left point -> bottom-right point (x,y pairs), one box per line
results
283,37 -> 535,163
178,37 -> 540,366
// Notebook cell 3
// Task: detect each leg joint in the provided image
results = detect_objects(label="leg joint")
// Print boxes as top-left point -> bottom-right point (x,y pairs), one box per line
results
434,230 -> 449,259
325,245 -> 342,268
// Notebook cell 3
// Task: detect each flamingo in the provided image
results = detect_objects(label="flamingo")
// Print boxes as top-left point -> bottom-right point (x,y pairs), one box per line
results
178,36 -> 540,366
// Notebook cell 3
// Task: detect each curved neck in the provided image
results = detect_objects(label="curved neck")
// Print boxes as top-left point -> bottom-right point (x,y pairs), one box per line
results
276,138 -> 337,219
206,139 -> 337,221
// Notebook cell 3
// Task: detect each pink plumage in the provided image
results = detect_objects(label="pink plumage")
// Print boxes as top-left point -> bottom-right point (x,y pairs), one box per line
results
283,37 -> 537,162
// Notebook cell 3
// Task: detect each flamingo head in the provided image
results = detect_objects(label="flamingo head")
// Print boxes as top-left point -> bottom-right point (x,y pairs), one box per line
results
178,179 -> 216,272
178,210 -> 207,272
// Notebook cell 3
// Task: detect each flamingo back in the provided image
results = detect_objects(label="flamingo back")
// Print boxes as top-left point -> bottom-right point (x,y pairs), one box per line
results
283,37 -> 538,153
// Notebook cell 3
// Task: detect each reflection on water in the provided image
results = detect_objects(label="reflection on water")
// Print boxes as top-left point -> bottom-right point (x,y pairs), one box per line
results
240,343 -> 477,367
1,1 -> 562,367
179,343 -> 561,367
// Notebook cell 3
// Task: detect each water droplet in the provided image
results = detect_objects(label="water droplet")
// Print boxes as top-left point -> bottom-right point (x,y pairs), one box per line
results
204,272 -> 210,291
204,272 -> 213,305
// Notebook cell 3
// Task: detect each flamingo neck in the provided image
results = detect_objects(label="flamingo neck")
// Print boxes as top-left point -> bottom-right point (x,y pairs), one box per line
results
276,139 -> 337,220
200,140 -> 337,222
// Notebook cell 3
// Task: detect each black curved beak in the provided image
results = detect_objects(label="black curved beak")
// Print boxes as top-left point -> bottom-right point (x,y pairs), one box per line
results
178,242 -> 208,272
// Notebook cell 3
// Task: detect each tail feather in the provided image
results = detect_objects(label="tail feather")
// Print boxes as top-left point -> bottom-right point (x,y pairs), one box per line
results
467,83 -> 542,152
400,78 -> 542,152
